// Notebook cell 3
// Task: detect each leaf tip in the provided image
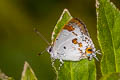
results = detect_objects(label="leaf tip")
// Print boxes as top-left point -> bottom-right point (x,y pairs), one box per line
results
21,61 -> 37,80
63,8 -> 71,15
22,61 -> 29,76
59,8 -> 72,21
51,8 -> 72,41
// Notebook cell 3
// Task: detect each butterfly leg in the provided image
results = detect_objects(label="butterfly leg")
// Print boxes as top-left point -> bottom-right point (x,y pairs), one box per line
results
58,59 -> 64,70
92,53 -> 99,61
95,50 -> 101,55
51,58 -> 55,67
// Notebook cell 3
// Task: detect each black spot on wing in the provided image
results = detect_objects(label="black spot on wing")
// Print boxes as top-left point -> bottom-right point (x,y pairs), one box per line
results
63,46 -> 66,49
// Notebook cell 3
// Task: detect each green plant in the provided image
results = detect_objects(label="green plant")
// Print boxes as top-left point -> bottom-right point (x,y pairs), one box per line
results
1,0 -> 120,80
96,0 -> 120,79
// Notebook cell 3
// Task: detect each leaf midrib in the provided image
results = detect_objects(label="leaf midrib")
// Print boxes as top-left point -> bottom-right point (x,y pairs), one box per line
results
70,62 -> 73,80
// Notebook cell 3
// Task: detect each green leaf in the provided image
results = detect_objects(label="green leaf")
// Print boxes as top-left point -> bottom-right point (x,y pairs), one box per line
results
0,70 -> 14,80
21,61 -> 37,80
52,9 -> 96,80
100,72 -> 120,80
96,0 -> 120,75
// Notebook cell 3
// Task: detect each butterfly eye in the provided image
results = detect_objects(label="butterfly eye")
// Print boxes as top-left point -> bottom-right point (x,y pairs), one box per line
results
49,47 -> 52,52
86,48 -> 93,54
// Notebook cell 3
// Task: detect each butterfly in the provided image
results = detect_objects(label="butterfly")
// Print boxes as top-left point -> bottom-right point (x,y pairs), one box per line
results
47,18 -> 100,63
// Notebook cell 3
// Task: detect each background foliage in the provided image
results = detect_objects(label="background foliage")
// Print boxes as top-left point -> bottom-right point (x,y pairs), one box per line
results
0,0 -> 119,80
0,0 -> 97,80
97,0 -> 120,79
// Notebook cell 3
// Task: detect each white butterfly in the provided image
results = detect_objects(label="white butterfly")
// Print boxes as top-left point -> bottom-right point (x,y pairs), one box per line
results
47,18 -> 100,63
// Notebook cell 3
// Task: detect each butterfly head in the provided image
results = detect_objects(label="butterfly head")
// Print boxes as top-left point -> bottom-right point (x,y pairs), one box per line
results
47,46 -> 53,53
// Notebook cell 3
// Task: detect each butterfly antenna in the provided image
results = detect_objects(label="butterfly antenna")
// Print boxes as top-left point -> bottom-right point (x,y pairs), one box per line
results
34,28 -> 50,45
38,48 -> 47,56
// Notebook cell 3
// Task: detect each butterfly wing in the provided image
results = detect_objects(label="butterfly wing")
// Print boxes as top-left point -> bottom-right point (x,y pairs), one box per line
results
51,18 -> 94,61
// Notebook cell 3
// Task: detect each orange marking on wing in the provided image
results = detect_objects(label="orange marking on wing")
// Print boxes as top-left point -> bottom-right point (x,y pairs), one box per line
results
78,43 -> 82,47
64,25 -> 75,31
86,48 -> 93,54
72,38 -> 78,44
68,18 -> 89,36
78,48 -> 80,51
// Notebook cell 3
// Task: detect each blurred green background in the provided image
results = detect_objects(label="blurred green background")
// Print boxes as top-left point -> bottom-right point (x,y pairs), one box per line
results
0,0 -> 98,80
